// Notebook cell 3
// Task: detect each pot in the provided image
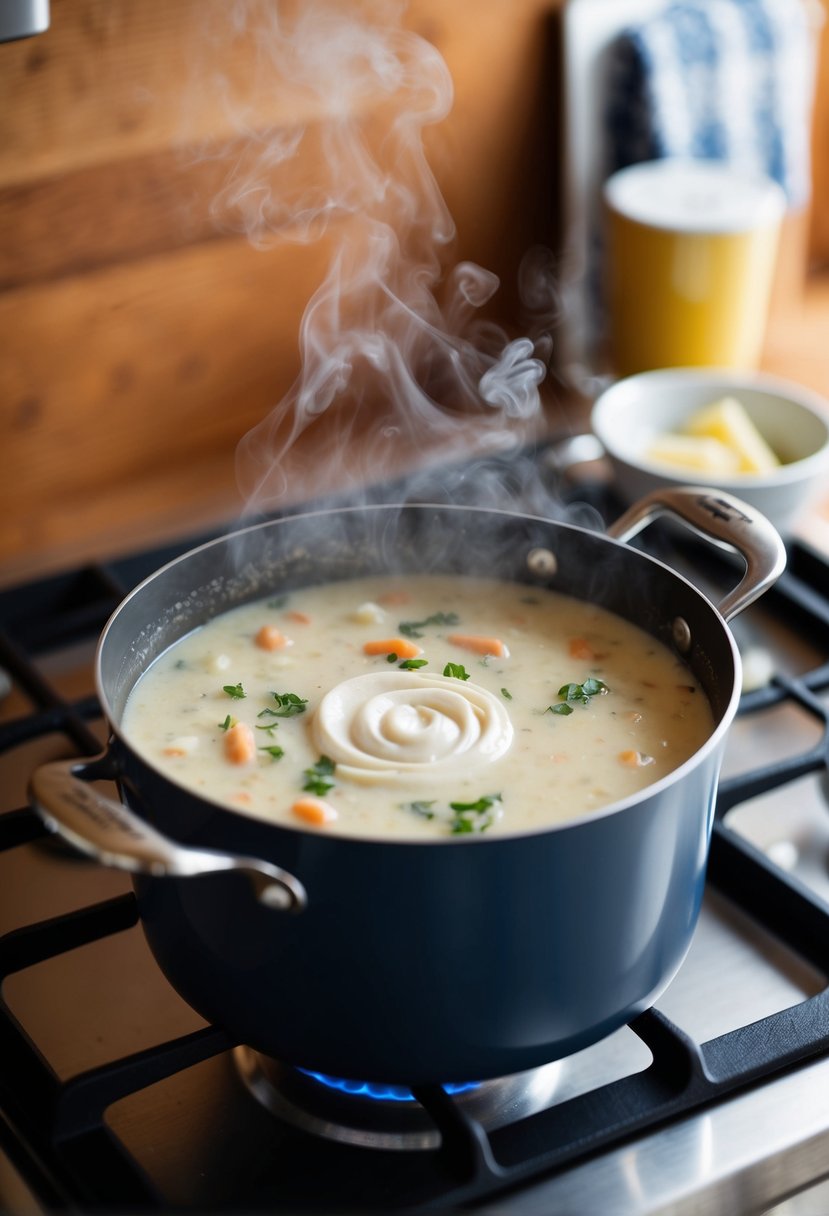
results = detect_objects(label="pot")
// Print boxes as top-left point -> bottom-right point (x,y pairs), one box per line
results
29,488 -> 785,1084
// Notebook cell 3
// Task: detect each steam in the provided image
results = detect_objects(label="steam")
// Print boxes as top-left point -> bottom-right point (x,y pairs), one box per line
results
196,0 -> 551,515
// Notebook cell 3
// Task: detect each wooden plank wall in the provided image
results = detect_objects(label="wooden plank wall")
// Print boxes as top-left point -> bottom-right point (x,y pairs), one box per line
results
2,0 -> 827,586
0,0 -> 562,584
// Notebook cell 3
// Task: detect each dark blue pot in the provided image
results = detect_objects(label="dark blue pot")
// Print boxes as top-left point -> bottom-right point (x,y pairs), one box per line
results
43,503 -> 756,1082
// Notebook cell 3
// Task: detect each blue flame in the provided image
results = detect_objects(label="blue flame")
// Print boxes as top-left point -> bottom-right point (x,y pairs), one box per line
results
297,1069 -> 480,1102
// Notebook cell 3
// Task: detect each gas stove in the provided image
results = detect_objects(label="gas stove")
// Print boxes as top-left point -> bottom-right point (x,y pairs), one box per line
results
2,473 -> 829,1215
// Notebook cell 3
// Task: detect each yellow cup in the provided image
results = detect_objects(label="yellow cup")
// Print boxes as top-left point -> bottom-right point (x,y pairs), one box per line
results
604,160 -> 786,377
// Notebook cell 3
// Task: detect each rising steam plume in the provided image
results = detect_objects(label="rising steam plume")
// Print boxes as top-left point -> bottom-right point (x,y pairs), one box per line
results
197,0 -> 555,515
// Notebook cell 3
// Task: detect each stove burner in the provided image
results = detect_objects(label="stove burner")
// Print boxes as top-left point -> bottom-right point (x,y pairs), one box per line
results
295,1069 -> 479,1101
234,1048 -> 562,1150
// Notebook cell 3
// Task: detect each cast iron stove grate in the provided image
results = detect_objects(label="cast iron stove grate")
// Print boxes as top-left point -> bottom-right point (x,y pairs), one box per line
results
1,507 -> 829,1212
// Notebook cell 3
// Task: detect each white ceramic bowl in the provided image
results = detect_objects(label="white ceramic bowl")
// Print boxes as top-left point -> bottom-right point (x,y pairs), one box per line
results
591,368 -> 829,533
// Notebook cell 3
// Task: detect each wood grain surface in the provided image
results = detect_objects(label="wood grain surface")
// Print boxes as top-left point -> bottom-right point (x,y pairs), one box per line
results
0,0 -> 563,584
1,0 -> 827,587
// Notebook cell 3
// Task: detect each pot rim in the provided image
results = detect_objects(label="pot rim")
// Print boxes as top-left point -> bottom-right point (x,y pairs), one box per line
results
95,502 -> 742,845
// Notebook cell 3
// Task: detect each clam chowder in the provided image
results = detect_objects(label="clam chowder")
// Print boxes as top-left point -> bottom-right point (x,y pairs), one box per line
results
121,575 -> 714,839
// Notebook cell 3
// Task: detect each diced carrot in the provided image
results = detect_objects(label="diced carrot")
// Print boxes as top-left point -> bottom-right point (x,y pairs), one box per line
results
224,721 -> 256,765
255,625 -> 290,651
447,634 -> 508,658
618,749 -> 654,768
162,747 -> 187,757
568,637 -> 595,661
378,590 -> 410,605
231,792 -> 252,805
285,610 -> 311,625
291,796 -> 338,826
363,637 -> 422,659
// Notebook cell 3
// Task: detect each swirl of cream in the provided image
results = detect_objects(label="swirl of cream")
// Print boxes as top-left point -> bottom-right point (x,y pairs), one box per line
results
311,671 -> 513,786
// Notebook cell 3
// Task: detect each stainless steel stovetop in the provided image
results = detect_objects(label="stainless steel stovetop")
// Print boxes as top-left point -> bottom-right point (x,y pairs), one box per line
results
1,475 -> 828,1215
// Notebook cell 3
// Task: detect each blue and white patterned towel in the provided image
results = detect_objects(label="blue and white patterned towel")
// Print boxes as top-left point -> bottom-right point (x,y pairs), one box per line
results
605,0 -> 817,206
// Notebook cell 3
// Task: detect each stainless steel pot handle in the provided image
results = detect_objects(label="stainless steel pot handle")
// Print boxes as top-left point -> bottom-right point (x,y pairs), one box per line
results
607,486 -> 786,622
28,757 -> 308,914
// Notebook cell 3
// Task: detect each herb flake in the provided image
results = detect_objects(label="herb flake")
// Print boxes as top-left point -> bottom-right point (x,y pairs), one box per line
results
443,662 -> 470,681
303,755 -> 336,795
400,793 -> 502,834
406,800 -> 436,820
259,744 -> 285,761
222,682 -> 246,700
266,691 -> 309,718
558,678 -> 609,706
399,611 -> 460,639
449,793 -> 502,835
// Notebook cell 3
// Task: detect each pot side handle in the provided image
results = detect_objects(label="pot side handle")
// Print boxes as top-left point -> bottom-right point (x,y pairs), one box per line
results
607,487 -> 786,622
28,758 -> 307,914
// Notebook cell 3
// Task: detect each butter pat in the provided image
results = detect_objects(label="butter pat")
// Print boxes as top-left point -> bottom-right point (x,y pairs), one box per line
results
645,395 -> 781,477
646,433 -> 740,474
684,396 -> 780,474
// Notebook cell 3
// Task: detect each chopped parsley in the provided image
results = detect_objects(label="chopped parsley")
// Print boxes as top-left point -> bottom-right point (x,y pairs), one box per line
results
403,793 -> 502,834
222,682 -> 246,699
303,755 -> 335,795
257,692 -> 309,734
259,744 -> 285,761
559,677 -> 609,705
400,658 -> 428,670
449,794 -> 501,814
550,678 -> 609,715
386,652 -> 398,663
218,714 -> 236,731
449,793 -> 502,834
399,611 -> 460,639
500,687 -> 513,700
406,800 -> 436,820
264,691 -> 308,718
443,662 -> 470,681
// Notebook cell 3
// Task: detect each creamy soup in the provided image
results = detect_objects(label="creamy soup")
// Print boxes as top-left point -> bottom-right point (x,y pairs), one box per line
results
121,575 -> 714,839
